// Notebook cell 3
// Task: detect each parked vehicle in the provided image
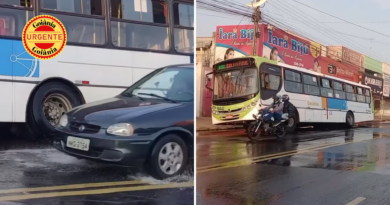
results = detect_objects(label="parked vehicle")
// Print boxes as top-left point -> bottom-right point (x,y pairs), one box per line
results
53,64 -> 194,179
247,108 -> 289,140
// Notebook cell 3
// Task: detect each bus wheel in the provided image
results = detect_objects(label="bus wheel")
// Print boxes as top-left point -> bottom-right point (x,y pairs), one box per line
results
27,82 -> 82,138
286,113 -> 298,133
346,111 -> 354,128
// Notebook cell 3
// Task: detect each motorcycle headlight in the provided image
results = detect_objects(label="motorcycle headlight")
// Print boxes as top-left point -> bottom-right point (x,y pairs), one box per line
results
59,114 -> 68,127
107,123 -> 134,136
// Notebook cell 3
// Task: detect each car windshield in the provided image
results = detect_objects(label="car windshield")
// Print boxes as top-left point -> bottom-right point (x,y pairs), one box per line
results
122,66 -> 194,102
213,67 -> 258,99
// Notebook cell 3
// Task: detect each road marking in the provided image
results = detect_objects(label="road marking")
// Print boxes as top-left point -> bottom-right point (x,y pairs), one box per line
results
346,197 -> 366,205
0,182 -> 193,202
0,181 -> 146,194
197,142 -> 342,171
198,138 -> 375,173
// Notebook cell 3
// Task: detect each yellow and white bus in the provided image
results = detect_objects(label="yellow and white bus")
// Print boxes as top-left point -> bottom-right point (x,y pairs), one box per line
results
206,56 -> 373,132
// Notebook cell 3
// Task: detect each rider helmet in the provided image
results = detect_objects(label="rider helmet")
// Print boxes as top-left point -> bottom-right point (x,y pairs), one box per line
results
273,95 -> 281,104
282,94 -> 289,102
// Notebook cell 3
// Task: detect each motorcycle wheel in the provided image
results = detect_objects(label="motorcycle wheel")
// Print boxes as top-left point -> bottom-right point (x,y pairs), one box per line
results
275,123 -> 287,139
247,121 -> 262,140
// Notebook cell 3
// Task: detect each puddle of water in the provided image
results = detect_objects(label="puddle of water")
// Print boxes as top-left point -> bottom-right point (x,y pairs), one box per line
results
130,171 -> 194,185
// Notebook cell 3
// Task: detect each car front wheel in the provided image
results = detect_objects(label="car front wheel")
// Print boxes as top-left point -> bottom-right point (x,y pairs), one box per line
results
147,134 -> 188,179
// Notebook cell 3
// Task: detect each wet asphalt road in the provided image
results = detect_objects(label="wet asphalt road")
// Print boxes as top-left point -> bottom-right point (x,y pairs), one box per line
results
0,126 -> 193,205
197,122 -> 390,205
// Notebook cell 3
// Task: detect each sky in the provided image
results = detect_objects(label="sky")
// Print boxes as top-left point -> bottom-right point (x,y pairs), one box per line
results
196,0 -> 390,65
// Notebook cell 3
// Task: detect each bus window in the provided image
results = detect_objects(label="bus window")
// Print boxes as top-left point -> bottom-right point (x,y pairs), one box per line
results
365,89 -> 371,103
303,74 -> 319,96
0,8 -> 31,37
345,84 -> 356,101
40,0 -> 102,15
261,73 -> 280,90
235,69 -> 257,95
40,0 -> 106,45
173,3 -> 194,53
320,78 -> 333,97
284,70 -> 303,93
1,0 -> 31,7
333,81 -> 346,100
110,0 -> 170,51
356,87 -> 365,103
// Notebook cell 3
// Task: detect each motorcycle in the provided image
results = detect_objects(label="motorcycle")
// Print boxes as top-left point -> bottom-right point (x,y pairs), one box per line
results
247,108 -> 289,140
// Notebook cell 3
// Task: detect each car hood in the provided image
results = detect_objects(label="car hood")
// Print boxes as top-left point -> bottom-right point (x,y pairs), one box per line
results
67,97 -> 180,127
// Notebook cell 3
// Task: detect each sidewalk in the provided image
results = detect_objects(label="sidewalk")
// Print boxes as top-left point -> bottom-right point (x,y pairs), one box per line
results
196,117 -> 242,131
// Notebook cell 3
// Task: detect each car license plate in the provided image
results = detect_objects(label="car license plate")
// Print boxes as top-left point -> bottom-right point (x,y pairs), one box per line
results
66,136 -> 90,151
225,115 -> 233,119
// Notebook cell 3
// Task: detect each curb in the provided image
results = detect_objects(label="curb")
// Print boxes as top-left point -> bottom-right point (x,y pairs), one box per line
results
196,127 -> 242,132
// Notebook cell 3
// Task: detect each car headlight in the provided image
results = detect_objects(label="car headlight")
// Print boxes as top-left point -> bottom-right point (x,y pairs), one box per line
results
59,114 -> 68,127
107,123 -> 134,136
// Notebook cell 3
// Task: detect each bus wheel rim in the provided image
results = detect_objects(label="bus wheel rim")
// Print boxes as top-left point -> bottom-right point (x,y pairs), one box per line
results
43,93 -> 72,127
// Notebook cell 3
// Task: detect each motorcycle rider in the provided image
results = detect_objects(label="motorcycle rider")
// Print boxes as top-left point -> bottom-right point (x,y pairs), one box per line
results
281,94 -> 296,126
261,95 -> 283,122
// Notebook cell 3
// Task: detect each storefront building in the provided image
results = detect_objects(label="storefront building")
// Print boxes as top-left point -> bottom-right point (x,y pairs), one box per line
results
382,63 -> 390,120
358,56 -> 383,119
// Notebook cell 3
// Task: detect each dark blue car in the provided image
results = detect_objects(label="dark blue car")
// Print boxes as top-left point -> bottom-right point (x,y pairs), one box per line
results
53,64 -> 194,179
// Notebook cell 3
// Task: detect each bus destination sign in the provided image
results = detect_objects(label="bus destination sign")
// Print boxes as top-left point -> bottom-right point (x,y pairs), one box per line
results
217,59 -> 250,70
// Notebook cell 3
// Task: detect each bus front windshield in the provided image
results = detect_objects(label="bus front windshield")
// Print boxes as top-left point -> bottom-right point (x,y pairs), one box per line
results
213,67 -> 258,100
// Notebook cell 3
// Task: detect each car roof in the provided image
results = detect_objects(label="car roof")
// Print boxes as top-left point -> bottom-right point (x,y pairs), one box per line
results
166,64 -> 193,69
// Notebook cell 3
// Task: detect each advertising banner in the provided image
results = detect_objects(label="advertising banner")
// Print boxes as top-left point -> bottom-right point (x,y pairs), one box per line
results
383,74 -> 390,97
364,56 -> 382,73
318,56 -> 358,82
359,73 -> 383,96
215,25 -> 255,64
260,25 -> 321,71
326,46 -> 365,73
342,47 -> 365,73
326,46 -> 342,62
382,63 -> 390,75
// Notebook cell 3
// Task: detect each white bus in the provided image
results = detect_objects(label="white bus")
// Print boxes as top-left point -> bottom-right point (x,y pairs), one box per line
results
0,0 -> 193,137
208,56 -> 373,131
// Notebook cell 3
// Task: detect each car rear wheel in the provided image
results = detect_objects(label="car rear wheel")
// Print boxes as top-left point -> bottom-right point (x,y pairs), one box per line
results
147,134 -> 188,179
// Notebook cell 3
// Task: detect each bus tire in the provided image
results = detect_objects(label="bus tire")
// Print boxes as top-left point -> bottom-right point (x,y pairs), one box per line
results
345,111 -> 354,128
286,109 -> 298,133
27,82 -> 82,138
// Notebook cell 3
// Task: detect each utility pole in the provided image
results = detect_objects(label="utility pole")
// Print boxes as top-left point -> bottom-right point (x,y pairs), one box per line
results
247,0 -> 267,56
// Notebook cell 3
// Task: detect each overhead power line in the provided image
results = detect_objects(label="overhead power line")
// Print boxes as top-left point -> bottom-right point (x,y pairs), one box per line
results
292,0 -> 390,38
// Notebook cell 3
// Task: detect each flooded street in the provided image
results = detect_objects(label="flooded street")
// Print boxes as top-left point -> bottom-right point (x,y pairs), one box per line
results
196,122 -> 390,205
0,127 -> 193,205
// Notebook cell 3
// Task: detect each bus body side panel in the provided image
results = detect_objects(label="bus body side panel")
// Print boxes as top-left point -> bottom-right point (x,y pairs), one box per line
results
12,45 -> 190,122
0,39 -> 14,121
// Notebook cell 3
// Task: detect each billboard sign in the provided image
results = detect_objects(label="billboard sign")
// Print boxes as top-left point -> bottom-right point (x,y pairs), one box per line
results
215,25 -> 255,64
359,73 -> 383,96
260,25 -> 321,71
383,74 -> 390,97
318,56 -> 359,82
326,46 -> 365,73
342,47 -> 365,73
